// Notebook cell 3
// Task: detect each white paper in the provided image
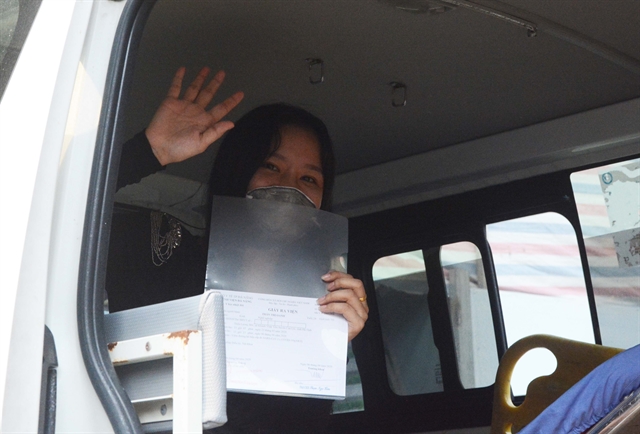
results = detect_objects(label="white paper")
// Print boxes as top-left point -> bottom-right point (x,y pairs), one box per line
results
218,290 -> 348,399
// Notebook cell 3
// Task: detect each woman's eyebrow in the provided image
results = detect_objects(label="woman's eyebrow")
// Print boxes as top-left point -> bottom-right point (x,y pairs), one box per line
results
270,151 -> 323,175
269,151 -> 287,162
305,163 -> 323,175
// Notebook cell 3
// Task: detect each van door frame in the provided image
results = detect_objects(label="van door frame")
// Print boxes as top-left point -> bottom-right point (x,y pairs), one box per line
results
77,0 -> 156,432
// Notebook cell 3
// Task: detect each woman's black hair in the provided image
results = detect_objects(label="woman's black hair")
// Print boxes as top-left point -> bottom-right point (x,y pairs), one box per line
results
209,103 -> 336,211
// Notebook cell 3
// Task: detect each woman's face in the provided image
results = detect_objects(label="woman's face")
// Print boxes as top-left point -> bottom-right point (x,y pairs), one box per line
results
248,125 -> 324,208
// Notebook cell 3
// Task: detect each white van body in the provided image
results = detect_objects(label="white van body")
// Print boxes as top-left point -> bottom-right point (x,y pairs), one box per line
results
1,1 -> 125,431
1,0 -> 638,432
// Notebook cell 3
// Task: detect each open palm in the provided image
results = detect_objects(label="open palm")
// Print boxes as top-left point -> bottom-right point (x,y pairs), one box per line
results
146,67 -> 244,165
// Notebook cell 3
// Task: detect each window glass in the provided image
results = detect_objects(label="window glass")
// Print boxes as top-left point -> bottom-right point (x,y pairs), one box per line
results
571,158 -> 640,349
373,251 -> 443,395
440,241 -> 497,389
0,0 -> 42,101
0,0 -> 19,65
487,212 -> 594,395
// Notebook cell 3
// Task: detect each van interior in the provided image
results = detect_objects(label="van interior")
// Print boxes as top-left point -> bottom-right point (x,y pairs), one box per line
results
92,0 -> 640,432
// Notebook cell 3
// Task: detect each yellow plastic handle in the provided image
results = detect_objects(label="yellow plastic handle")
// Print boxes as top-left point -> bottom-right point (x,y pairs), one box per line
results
491,334 -> 623,434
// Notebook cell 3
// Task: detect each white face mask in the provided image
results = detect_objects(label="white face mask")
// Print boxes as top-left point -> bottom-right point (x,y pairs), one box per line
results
245,186 -> 316,208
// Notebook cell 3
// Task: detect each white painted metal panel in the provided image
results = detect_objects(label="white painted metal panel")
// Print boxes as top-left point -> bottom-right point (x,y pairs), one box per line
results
1,0 -> 126,431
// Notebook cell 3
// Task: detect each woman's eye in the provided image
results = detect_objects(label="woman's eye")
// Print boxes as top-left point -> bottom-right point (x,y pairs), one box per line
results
264,162 -> 278,171
301,175 -> 316,184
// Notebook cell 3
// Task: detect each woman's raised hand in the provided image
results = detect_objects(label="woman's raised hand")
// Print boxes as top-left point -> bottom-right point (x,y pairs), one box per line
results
146,67 -> 244,166
317,271 -> 369,342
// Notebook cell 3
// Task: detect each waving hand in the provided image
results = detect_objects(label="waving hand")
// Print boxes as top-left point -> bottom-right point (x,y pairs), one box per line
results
146,67 -> 244,165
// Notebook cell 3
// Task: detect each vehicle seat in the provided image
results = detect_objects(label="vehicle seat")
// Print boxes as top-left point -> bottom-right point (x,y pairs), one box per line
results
491,334 -> 623,434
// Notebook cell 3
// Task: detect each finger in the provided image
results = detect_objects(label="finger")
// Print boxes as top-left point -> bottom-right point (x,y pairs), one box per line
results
318,302 -> 366,341
208,91 -> 245,123
319,290 -> 369,319
323,274 -> 367,300
319,302 -> 366,324
200,120 -> 236,148
195,70 -> 225,107
324,273 -> 369,317
167,67 -> 186,99
321,270 -> 354,285
183,66 -> 210,102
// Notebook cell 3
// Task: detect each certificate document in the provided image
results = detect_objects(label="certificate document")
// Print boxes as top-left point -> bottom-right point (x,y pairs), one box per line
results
205,197 -> 350,399
218,290 -> 348,399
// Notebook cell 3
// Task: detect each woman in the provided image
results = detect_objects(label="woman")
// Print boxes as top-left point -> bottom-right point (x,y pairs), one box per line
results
110,67 -> 368,432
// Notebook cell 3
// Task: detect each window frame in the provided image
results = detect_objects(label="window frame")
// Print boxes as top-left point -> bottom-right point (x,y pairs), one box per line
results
78,0 -> 157,432
77,0 -> 640,430
346,156 -> 638,432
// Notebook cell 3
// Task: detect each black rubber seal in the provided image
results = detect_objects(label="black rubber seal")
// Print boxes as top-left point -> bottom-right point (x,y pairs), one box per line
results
77,1 -> 157,433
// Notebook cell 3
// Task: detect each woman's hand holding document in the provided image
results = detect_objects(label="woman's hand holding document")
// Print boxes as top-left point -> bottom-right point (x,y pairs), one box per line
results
206,196 -> 354,399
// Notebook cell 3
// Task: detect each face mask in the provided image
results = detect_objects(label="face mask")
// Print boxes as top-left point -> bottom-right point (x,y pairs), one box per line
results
246,186 -> 316,208
244,186 -> 317,244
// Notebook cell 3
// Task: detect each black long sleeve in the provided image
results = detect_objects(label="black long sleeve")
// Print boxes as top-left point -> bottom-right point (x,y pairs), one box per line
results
116,130 -> 165,191
107,130 -> 207,312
